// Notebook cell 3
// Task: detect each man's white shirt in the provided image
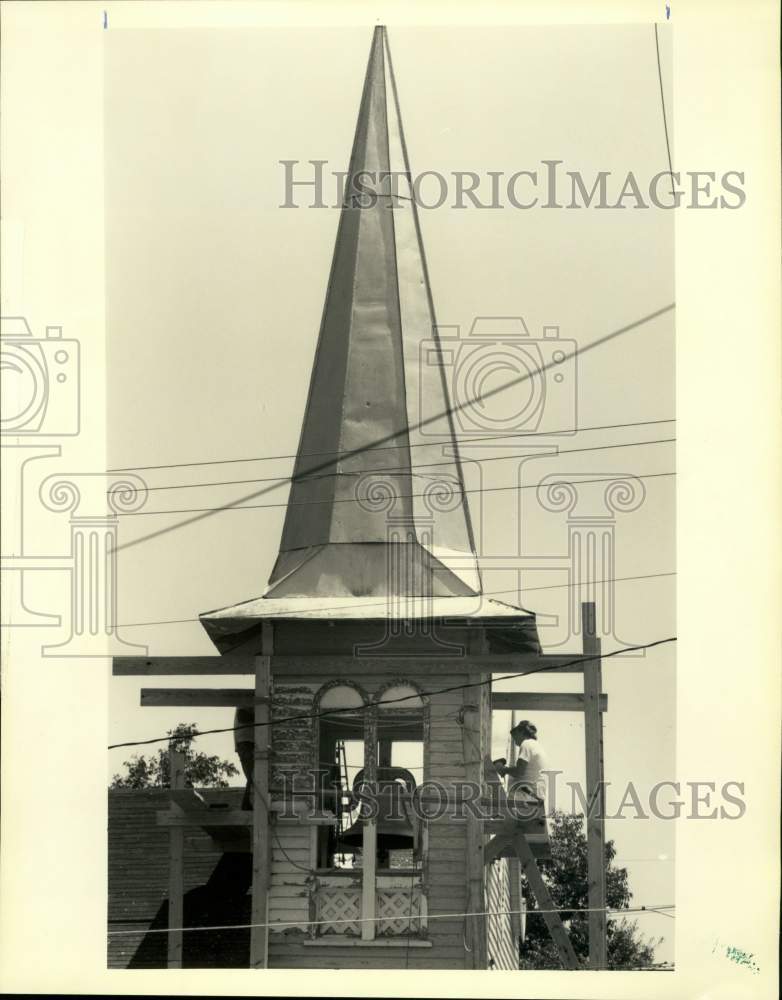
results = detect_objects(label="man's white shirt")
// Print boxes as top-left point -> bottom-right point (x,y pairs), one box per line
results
515,738 -> 548,799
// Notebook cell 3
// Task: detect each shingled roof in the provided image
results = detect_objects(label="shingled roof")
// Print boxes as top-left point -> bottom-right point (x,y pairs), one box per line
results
108,788 -> 250,969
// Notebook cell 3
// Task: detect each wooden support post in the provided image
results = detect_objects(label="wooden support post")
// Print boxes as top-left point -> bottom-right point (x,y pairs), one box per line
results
507,709 -> 522,945
582,602 -> 607,969
465,814 -> 486,967
250,629 -> 272,970
508,853 -> 522,943
361,821 -> 377,941
461,673 -> 488,969
361,705 -> 377,941
167,749 -> 186,969
513,834 -> 579,970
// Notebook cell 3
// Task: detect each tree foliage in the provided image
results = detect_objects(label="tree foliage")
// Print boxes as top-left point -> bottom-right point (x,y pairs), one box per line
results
110,723 -> 239,789
518,811 -> 663,970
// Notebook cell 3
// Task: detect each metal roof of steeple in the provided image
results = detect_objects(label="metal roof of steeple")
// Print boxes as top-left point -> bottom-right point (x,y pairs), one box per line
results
200,29 -> 544,650
263,25 -> 480,600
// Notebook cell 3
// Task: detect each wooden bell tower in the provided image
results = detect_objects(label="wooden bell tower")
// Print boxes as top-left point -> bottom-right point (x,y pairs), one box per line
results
113,26 -> 609,971
116,602 -> 608,970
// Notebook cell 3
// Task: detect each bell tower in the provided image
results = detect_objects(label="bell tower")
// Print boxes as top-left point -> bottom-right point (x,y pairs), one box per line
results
196,25 -> 544,967
114,26 -> 610,972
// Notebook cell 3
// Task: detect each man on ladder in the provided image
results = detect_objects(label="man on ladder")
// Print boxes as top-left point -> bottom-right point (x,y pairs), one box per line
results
497,719 -> 548,803
487,720 -> 579,969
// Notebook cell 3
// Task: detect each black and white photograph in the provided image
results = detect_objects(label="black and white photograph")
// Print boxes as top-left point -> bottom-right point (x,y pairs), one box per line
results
0,1 -> 779,996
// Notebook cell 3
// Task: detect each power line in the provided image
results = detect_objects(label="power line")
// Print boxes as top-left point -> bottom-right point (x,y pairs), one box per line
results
105,902 -> 675,937
108,418 -> 675,475
113,572 -> 676,629
116,469 -> 676,518
112,303 -> 676,555
112,435 -> 675,496
116,615 -> 201,629
654,23 -> 675,200
107,637 -> 676,750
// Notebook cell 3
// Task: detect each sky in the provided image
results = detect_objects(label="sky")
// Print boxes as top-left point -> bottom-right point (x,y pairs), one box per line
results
105,24 -> 675,961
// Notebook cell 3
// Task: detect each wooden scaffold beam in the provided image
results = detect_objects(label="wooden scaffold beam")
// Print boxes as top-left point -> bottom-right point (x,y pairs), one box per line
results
491,692 -> 608,712
167,749 -> 186,969
249,632 -> 272,969
582,602 -> 608,969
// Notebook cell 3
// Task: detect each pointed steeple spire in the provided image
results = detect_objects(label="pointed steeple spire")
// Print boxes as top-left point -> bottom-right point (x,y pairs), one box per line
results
266,26 -> 480,599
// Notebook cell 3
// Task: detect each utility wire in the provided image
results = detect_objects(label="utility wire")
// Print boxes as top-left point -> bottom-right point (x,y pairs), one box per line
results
107,637 -> 676,750
110,435 -> 675,497
105,902 -> 675,937
113,573 -> 676,629
112,303 -> 676,554
654,23 -> 676,200
108,418 -> 675,475
116,469 -> 676,518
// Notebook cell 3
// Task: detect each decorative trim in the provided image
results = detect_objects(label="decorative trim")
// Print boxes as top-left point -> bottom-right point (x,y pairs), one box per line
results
372,676 -> 429,707
313,676 -> 370,709
302,938 -> 432,948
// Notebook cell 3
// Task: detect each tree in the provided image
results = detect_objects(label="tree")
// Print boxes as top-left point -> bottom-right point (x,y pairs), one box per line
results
518,811 -> 662,970
110,723 -> 239,789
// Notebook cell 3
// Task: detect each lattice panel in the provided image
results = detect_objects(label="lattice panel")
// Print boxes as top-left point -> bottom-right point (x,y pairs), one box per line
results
314,886 -> 362,935
376,887 -> 425,935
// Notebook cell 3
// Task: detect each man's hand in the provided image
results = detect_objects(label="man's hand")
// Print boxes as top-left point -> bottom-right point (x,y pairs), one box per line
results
492,757 -> 508,775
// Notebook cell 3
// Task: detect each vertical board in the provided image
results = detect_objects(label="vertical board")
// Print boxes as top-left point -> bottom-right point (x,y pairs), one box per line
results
361,821 -> 378,941
582,602 -> 607,969
461,672 -> 487,968
167,750 -> 186,968
250,652 -> 271,968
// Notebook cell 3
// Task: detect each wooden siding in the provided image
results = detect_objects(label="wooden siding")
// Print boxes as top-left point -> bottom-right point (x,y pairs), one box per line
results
486,859 -> 519,970
267,666 -> 474,968
268,823 -> 312,935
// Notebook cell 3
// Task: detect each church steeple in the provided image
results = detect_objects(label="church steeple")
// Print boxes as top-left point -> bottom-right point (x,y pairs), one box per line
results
265,26 -> 480,599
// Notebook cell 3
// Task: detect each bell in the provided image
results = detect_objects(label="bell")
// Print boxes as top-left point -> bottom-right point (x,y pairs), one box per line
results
339,767 -> 418,853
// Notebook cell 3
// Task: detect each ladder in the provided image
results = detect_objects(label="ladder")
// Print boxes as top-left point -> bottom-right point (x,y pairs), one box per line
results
334,740 -> 350,864
484,755 -> 580,970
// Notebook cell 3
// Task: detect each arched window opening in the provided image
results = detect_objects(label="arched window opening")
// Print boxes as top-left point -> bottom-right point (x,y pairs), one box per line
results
312,680 -> 427,876
374,681 -> 426,872
314,683 -> 367,870
376,683 -> 425,711
319,685 -> 365,711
